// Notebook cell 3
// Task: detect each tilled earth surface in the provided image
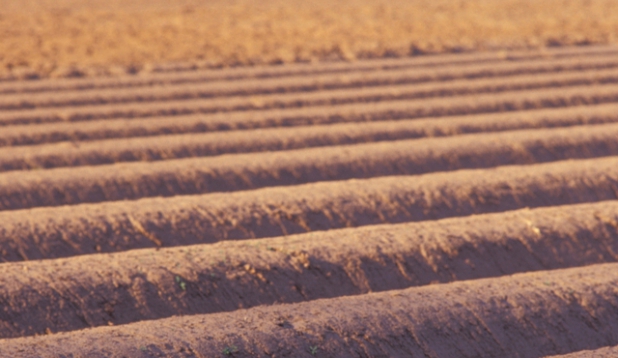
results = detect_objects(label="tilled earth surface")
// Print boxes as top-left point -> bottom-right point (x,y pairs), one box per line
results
1,0 -> 618,80
1,46 -> 618,357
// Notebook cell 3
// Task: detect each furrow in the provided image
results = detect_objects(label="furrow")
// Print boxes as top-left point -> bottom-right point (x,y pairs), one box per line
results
2,57 -> 618,110
1,156 -> 618,261
1,45 -> 616,95
2,262 -> 618,357
2,81 -> 618,126
1,119 -> 617,171
0,125 -> 617,207
3,47 -> 618,354
0,202 -> 617,338
145,44 -> 618,75
3,102 -> 618,148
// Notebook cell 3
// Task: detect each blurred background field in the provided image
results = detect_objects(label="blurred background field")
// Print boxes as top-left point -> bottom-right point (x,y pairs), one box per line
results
1,0 -> 617,79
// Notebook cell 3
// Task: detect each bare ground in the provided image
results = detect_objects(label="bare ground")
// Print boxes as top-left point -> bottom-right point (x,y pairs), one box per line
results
2,263 -> 618,357
1,45 -> 618,356
2,0 -> 618,80
0,202 -> 617,338
1,156 -> 617,261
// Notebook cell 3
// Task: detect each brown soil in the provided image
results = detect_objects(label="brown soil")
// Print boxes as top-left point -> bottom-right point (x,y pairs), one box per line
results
549,346 -> 618,357
3,45 -> 616,96
0,119 -> 617,171
2,102 -> 618,148
2,263 -> 618,357
1,156 -> 617,262
3,53 -> 618,111
0,202 -> 617,338
2,46 -> 618,356
4,81 -> 618,127
0,133 -> 618,210
1,0 -> 618,80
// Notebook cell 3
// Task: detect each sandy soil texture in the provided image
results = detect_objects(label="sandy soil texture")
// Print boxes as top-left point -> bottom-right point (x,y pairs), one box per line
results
548,346 -> 618,357
1,202 -> 617,338
2,46 -> 618,356
1,157 -> 617,262
4,80 -> 618,126
1,121 -> 617,171
3,53 -> 618,109
1,0 -> 618,80
1,46 -> 617,100
2,263 -> 618,357
2,103 -> 618,147
0,142 -> 617,211
3,45 -> 617,95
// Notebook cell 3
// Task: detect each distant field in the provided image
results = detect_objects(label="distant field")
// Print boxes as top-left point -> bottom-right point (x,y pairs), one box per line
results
1,0 -> 618,79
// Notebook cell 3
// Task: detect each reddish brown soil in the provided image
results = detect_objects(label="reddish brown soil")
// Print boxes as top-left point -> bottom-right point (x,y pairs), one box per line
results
0,202 -> 617,338
0,156 -> 617,262
0,120 -> 617,171
1,45 -> 616,95
2,263 -> 618,357
4,81 -> 618,126
2,47 -> 618,356
2,103 -> 618,147
0,149 -> 617,212
2,56 -> 618,111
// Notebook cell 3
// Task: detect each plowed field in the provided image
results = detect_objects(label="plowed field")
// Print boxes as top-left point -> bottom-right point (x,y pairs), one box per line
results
1,46 -> 618,357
